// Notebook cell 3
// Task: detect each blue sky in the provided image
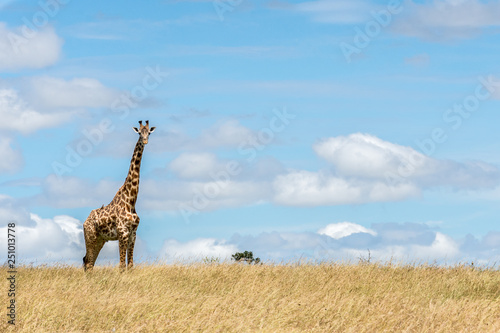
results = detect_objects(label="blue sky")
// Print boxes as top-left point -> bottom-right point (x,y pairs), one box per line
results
1,0 -> 500,265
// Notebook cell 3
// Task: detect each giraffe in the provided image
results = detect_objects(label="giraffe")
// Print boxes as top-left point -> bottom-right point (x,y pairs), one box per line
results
83,120 -> 155,271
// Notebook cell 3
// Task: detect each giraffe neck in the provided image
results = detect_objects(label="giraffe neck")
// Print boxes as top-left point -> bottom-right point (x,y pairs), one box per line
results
113,137 -> 144,208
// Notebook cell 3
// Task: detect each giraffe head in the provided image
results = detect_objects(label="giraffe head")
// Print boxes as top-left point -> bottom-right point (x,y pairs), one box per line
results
133,120 -> 156,144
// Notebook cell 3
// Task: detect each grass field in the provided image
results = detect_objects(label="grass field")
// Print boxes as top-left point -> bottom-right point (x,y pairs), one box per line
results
1,262 -> 499,332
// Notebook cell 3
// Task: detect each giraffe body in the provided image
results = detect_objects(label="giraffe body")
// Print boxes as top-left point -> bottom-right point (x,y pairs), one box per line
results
83,121 -> 155,271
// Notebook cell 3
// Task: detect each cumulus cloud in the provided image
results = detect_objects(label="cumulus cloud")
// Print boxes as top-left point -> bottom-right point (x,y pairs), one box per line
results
230,221 -> 499,264
38,132 -> 500,213
273,170 -> 420,206
414,232 -> 460,259
0,212 -> 150,265
33,131 -> 500,217
274,133 -> 500,206
141,152 -> 286,214
159,238 -> 238,262
25,76 -> 120,109
0,214 -> 83,264
197,119 -> 256,149
0,23 -> 62,71
1,212 -> 497,265
0,75 -> 121,135
0,88 -> 73,134
318,222 -> 377,239
313,134 -> 432,179
169,152 -> 222,179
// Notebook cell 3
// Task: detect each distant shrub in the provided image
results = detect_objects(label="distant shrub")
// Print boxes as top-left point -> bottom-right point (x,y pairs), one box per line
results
231,251 -> 261,264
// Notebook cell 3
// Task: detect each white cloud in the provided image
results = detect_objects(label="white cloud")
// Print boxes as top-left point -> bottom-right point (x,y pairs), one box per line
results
314,133 -> 432,179
0,75 -> 120,136
0,88 -> 73,134
25,76 -> 120,109
0,72 -> 122,134
159,238 -> 238,262
393,0 -> 500,40
273,171 -> 356,206
0,214 -> 83,264
413,232 -> 460,259
36,132 -> 500,213
354,232 -> 461,263
0,23 -> 62,71
273,169 -> 420,206
169,152 -> 222,179
198,119 -> 255,149
231,222 -> 499,264
274,133 -> 499,206
0,212 -> 150,266
0,136 -> 23,172
318,222 -> 377,239
142,152 -> 283,213
0,212 -> 496,265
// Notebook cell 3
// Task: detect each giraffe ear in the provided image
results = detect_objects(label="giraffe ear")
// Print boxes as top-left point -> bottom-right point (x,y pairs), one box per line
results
149,127 -> 156,133
133,127 -> 139,133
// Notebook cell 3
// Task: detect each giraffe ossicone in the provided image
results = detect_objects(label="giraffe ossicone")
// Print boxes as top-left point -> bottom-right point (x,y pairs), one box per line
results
83,120 -> 155,271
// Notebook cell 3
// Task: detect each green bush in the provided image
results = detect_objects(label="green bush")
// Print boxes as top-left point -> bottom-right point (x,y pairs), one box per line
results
231,251 -> 261,264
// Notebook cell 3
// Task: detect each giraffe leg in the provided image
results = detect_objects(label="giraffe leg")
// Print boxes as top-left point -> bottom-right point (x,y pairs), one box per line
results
127,229 -> 137,269
91,239 -> 106,267
83,219 -> 98,272
118,232 -> 129,272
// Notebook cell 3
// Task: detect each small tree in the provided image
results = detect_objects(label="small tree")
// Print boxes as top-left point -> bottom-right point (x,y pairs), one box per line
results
231,251 -> 260,264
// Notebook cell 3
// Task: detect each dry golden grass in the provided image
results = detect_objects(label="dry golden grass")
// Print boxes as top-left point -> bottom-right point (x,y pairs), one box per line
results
1,262 -> 499,332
